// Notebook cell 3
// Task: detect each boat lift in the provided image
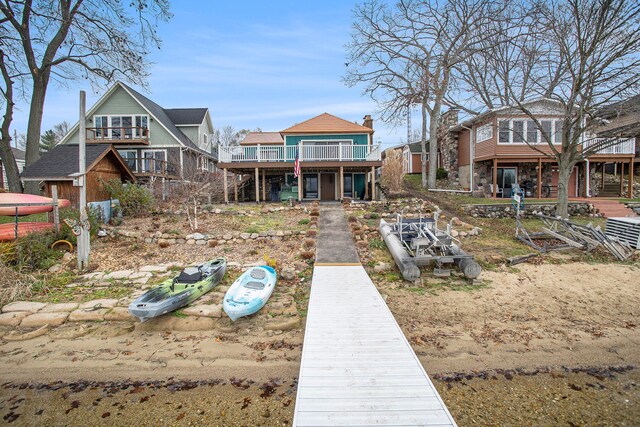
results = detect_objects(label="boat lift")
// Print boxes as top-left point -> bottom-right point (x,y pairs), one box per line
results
379,212 -> 481,281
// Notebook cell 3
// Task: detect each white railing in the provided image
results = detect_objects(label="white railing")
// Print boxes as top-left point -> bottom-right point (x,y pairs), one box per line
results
218,143 -> 382,163
583,137 -> 636,155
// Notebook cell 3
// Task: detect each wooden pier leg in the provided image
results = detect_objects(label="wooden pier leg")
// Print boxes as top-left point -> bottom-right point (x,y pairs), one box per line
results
255,168 -> 260,203
339,167 -> 344,200
537,158 -> 542,199
628,158 -> 634,198
262,169 -> 266,202
223,168 -> 229,204
371,166 -> 376,201
364,171 -> 369,200
234,173 -> 238,203
620,162 -> 625,197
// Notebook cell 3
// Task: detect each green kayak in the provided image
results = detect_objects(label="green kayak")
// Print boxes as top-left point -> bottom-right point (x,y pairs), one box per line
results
128,258 -> 227,322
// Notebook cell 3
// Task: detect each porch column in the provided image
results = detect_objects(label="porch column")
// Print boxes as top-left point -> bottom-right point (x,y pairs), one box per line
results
297,171 -> 303,202
223,168 -> 229,204
371,166 -> 376,201
537,158 -> 542,199
364,172 -> 369,200
492,158 -> 498,198
234,173 -> 239,203
255,167 -> 259,203
619,162 -> 625,197
601,163 -> 605,191
584,162 -> 589,198
339,167 -> 344,200
628,158 -> 634,198
262,169 -> 266,202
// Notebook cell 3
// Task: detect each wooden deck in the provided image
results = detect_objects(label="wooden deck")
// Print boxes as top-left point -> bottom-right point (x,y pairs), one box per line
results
293,265 -> 456,426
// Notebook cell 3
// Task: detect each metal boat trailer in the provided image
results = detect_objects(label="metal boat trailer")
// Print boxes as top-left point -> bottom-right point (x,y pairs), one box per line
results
379,214 -> 481,282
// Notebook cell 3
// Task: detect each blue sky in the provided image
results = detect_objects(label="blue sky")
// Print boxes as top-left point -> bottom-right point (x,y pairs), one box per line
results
12,1 -> 407,149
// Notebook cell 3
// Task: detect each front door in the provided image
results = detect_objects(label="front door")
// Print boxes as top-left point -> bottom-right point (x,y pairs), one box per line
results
320,173 -> 335,201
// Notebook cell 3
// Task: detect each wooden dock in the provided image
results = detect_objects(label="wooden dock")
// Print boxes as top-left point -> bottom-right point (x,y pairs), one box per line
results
293,265 -> 457,426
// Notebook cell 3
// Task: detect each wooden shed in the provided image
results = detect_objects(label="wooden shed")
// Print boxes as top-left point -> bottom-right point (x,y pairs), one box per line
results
20,144 -> 136,205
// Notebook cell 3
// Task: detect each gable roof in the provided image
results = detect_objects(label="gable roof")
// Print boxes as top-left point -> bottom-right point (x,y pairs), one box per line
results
0,147 -> 26,162
240,132 -> 284,145
281,113 -> 374,134
164,108 -> 208,125
20,143 -> 136,182
597,94 -> 640,120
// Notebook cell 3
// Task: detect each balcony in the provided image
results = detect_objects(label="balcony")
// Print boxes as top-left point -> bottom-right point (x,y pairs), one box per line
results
583,137 -> 636,155
218,143 -> 382,163
86,127 -> 150,145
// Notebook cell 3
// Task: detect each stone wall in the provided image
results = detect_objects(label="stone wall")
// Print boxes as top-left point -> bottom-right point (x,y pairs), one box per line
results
438,109 -> 460,184
473,161 -> 553,197
626,203 -> 640,215
463,202 -> 600,218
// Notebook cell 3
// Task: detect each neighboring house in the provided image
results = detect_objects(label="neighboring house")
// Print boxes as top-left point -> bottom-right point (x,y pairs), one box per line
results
440,99 -> 637,198
381,142 -> 430,175
0,147 -> 26,190
217,113 -> 382,201
58,81 -> 217,186
20,144 -> 136,205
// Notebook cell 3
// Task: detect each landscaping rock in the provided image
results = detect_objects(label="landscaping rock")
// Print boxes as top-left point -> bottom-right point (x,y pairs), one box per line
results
103,270 -> 134,280
139,264 -> 168,273
196,239 -> 206,245
79,299 -> 119,310
2,301 -> 47,314
105,307 -> 137,322
62,252 -> 74,261
69,308 -> 110,322
48,264 -> 62,273
187,239 -> 196,245
240,233 -> 250,240
264,316 -> 300,331
193,232 -> 205,240
39,303 -> 79,313
280,267 -> 296,281
250,233 -> 259,239
20,312 -> 69,328
450,229 -> 459,238
82,272 -> 104,280
182,304 -> 223,318
373,262 -> 391,273
0,311 -> 29,326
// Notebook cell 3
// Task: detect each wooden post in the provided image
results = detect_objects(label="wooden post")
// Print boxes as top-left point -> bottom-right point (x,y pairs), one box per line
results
583,162 -> 589,198
297,170 -> 303,202
255,167 -> 259,203
223,168 -> 229,204
78,91 -> 90,271
51,184 -> 60,231
619,162 -> 625,197
537,158 -> 542,199
339,167 -> 344,200
262,169 -> 266,202
371,166 -> 376,201
628,158 -> 634,198
364,171 -> 369,200
234,173 -> 239,203
492,158 -> 498,198
601,163 -> 605,190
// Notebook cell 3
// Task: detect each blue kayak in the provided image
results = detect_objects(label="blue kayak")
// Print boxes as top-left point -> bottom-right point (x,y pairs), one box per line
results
223,266 -> 277,321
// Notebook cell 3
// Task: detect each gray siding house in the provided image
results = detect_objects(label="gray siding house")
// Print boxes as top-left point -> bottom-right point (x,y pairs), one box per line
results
59,81 -> 217,184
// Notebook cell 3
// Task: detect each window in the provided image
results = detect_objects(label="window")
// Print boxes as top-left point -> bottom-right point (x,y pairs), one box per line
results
512,121 -> 525,143
554,120 -> 563,144
93,114 -> 149,139
526,120 -> 538,143
142,150 -> 165,173
499,120 -> 510,143
343,174 -> 353,198
118,150 -> 138,171
497,118 -> 564,144
303,174 -> 318,199
95,116 -> 108,138
541,120 -> 553,143
476,124 -> 493,142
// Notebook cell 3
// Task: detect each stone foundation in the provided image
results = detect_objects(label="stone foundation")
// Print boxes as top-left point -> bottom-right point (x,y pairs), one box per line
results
463,202 -> 600,218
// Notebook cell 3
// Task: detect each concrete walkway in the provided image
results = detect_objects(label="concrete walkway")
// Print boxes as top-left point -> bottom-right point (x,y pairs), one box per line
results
293,205 -> 456,426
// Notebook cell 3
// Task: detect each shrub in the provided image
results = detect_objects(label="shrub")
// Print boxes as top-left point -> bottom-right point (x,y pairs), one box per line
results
309,210 -> 320,217
381,150 -> 405,192
348,215 -> 358,223
263,254 -> 277,268
436,167 -> 449,180
303,238 -> 316,249
305,230 -> 317,237
101,179 -> 156,217
300,250 -> 314,260
298,218 -> 310,225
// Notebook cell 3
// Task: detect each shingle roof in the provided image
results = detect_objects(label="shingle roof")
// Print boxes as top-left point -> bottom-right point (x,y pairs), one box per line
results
164,108 -> 208,125
281,113 -> 374,134
407,142 -> 428,153
597,94 -> 640,120
240,132 -> 284,145
20,144 -> 133,180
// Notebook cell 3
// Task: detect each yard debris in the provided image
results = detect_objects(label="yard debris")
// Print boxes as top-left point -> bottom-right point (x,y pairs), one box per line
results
516,214 -> 634,261
507,254 -> 539,266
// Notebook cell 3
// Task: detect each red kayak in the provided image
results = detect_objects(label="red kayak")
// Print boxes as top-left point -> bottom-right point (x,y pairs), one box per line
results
0,222 -> 55,241
0,193 -> 71,216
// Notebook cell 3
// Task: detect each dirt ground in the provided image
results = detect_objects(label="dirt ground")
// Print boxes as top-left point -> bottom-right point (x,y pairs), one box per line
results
1,202 -> 640,425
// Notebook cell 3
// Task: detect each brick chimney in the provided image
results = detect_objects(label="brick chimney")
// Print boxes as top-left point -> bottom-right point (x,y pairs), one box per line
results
441,109 -> 459,127
363,114 -> 374,129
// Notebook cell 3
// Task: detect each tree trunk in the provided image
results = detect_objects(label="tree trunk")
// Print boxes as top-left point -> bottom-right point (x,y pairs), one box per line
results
421,101 -> 428,188
0,139 -> 23,192
427,106 -> 441,189
24,73 -> 50,194
556,157 -> 575,218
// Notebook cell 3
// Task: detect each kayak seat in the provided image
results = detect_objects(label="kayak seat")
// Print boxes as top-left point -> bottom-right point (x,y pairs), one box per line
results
245,281 -> 265,290
250,268 -> 266,280
176,267 -> 202,284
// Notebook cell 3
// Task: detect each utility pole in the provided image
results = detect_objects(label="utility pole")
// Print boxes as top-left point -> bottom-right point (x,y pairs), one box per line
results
77,91 -> 90,270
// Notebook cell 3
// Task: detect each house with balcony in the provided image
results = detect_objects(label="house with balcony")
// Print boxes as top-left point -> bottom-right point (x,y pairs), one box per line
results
439,98 -> 636,198
217,113 -> 382,202
58,81 -> 217,186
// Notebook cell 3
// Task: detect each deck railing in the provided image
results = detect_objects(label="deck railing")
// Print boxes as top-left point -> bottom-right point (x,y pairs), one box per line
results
122,157 -> 177,177
583,137 -> 636,155
86,127 -> 150,144
218,143 -> 381,163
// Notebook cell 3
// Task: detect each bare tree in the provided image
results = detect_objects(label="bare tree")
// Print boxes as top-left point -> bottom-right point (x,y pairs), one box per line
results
345,0 -> 504,188
461,0 -> 640,217
0,0 -> 171,193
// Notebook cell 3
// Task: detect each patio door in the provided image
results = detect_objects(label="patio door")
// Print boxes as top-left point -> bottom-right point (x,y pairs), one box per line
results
320,173 -> 335,200
303,174 -> 318,199
496,167 -> 516,197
